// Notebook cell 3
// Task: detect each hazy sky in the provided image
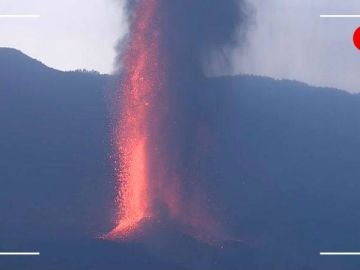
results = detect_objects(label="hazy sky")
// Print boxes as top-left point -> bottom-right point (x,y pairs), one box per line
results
0,0 -> 125,73
0,0 -> 359,92
237,0 -> 360,93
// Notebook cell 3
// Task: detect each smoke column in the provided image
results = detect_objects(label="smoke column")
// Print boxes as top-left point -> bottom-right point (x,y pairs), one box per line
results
105,0 -> 248,241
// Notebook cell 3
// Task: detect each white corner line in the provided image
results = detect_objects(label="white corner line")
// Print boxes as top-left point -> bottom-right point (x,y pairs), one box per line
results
0,252 -> 40,256
0,14 -> 40,19
320,15 -> 360,18
320,252 -> 360,256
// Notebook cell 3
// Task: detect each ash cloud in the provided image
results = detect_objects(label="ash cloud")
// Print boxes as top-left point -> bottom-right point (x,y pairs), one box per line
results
124,0 -> 250,77
160,0 -> 249,77
117,0 -> 251,239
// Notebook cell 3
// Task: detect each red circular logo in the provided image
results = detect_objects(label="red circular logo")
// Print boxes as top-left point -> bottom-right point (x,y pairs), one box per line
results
354,27 -> 360,50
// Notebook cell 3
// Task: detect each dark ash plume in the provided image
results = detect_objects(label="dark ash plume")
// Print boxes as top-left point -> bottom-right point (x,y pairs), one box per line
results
124,0 -> 250,77
114,0 -> 251,240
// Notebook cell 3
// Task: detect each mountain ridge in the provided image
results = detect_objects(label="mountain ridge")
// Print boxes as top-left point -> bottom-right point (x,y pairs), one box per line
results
1,46 -> 356,95
2,47 -> 360,269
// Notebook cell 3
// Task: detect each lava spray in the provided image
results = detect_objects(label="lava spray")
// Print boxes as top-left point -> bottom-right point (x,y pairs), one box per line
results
105,0 -> 249,241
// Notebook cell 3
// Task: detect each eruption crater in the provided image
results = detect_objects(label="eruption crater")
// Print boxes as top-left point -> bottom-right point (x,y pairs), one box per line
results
105,0 -> 248,242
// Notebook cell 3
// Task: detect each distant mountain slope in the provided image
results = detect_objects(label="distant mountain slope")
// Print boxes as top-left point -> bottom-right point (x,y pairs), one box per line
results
0,47 -> 49,73
1,48 -> 360,269
0,48 -> 113,240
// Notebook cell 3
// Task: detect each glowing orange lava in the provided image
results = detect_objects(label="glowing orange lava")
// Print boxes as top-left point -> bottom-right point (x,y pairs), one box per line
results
105,0 -> 222,242
105,0 -> 163,239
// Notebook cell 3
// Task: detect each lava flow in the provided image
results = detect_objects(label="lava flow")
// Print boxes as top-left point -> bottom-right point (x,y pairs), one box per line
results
105,0 -> 164,239
105,0 -> 239,241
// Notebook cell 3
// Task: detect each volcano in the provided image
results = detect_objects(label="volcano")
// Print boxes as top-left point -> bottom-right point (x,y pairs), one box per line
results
4,48 -> 360,269
105,0 -> 249,241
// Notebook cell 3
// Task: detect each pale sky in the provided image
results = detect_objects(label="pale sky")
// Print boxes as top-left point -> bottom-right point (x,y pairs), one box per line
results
0,0 -> 359,92
237,0 -> 360,93
0,0 -> 125,73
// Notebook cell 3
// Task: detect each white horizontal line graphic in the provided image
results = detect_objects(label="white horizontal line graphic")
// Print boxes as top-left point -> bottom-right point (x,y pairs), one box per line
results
320,252 -> 360,256
320,15 -> 360,18
0,252 -> 40,256
0,14 -> 40,19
